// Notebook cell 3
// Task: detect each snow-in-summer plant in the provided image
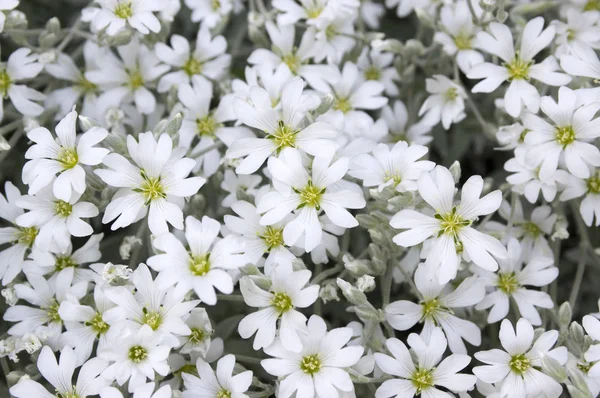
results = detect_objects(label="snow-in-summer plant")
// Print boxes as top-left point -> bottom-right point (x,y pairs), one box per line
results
1,0 -> 600,397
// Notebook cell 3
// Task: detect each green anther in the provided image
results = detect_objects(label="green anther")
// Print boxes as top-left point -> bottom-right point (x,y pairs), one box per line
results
189,253 -> 211,276
333,96 -> 352,113
85,312 -> 110,335
497,272 -> 519,295
47,300 -> 62,324
306,3 -> 324,19
509,353 -> 530,375
282,52 -> 301,74
577,361 -> 592,374
411,368 -> 434,394
57,147 -> 79,169
521,222 -> 541,238
128,70 -> 144,89
453,31 -> 473,50
183,57 -> 203,77
421,298 -> 441,318
555,125 -> 576,147
142,308 -> 162,330
295,180 -> 325,210
271,292 -> 293,315
0,69 -> 12,97
128,345 -> 148,363
325,24 -> 337,40
114,2 -> 133,19
55,389 -> 79,398
519,128 -> 530,143
196,114 -> 221,137
134,169 -> 166,205
78,76 -> 97,93
364,66 -> 381,81
189,328 -> 206,344
216,390 -> 231,398
16,226 -> 38,248
270,120 -> 298,152
585,0 -> 600,11
587,171 -> 600,194
212,0 -> 221,10
55,256 -> 77,271
259,225 -> 285,252
55,200 -> 73,218
444,87 -> 458,101
435,207 -> 471,238
505,54 -> 532,81
300,354 -> 322,375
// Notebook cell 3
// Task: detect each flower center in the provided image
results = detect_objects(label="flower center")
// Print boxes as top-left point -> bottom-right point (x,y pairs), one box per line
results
453,31 -> 473,50
296,180 -> 324,210
57,147 -> 79,169
384,172 -> 403,188
189,327 -> 207,344
212,0 -> 221,10
270,120 -> 297,152
55,390 -> 80,398
0,69 -> 12,97
435,207 -> 471,239
47,300 -> 62,324
183,57 -> 203,77
585,0 -> 600,11
271,292 -> 293,315
444,87 -> 458,101
306,2 -> 324,19
586,172 -> 600,194
135,169 -> 166,205
497,272 -> 519,295
555,125 -> 575,147
364,66 -> 381,81
577,361 -> 592,374
519,128 -> 530,143
505,55 -> 532,81
55,200 -> 73,218
78,76 -> 97,93
259,225 -> 285,252
333,96 -> 352,113
55,256 -> 77,271
216,390 -> 231,398
196,114 -> 220,137
509,353 -> 530,375
128,69 -> 144,89
142,308 -> 162,330
189,254 -> 211,276
282,52 -> 301,74
421,298 -> 441,319
411,368 -> 434,394
114,2 -> 133,19
300,354 -> 322,375
85,312 -> 110,335
128,345 -> 148,363
16,226 -> 38,247
520,221 -> 541,237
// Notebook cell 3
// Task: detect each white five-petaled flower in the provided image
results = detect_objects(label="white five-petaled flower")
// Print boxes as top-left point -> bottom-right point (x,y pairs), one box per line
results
258,148 -> 366,253
419,74 -> 467,130
23,109 -> 109,201
468,17 -> 571,117
386,265 -> 485,354
238,261 -> 319,352
95,132 -> 205,234
147,215 -> 248,305
473,318 -> 567,398
391,165 -> 507,283
261,315 -> 364,398
374,327 -> 477,398
184,0 -> 233,28
84,0 -> 162,36
560,167 -> 600,226
182,354 -> 253,398
10,345 -> 109,398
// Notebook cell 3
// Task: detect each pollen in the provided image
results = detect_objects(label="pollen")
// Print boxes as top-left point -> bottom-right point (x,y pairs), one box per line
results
411,368 -> 434,394
300,354 -> 322,375
444,87 -> 459,101
555,125 -> 576,147
586,171 -> 600,194
189,253 -> 211,276
55,256 -> 77,271
189,327 -> 207,344
128,70 -> 144,89
114,2 -> 133,19
196,114 -> 221,137
521,222 -> 541,238
453,31 -> 473,50
435,207 -> 471,238
142,308 -> 162,330
270,120 -> 298,152
509,353 -> 530,375
0,69 -> 12,97
497,272 -> 519,295
55,200 -> 73,218
57,147 -> 79,169
333,96 -> 352,113
128,345 -> 148,363
364,66 -> 381,81
85,312 -> 110,335
47,300 -> 62,324
421,298 -> 441,318
184,57 -> 203,77
216,390 -> 232,398
259,225 -> 284,252
296,180 -> 325,210
271,292 -> 293,315
16,226 -> 38,248
282,52 -> 301,74
505,54 -> 532,81
135,169 -> 166,205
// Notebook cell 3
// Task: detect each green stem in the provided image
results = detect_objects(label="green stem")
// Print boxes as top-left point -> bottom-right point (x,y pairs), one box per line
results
311,263 -> 343,284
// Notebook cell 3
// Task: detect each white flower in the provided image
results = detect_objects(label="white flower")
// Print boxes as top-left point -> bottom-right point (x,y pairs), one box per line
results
381,101 -> 433,145
583,315 -> 600,378
238,261 -> 319,352
178,308 -> 214,355
476,239 -> 556,326
86,38 -> 169,115
184,0 -> 233,28
95,132 -> 205,234
560,42 -> 600,105
101,324 -> 170,392
10,345 -> 109,398
0,47 -> 45,121
420,74 -> 467,130
156,26 -> 231,92
147,215 -> 248,305
386,265 -> 485,354
182,354 -> 253,398
523,86 -> 600,180
101,383 -> 172,398
85,0 -> 161,35
228,77 -> 337,174
434,0 -> 484,74
23,109 -> 109,201
560,167 -> 600,226
103,263 -> 199,348
220,169 -> 262,208
261,315 -> 364,398
313,16 -> 357,64
258,148 -> 366,252
553,9 -> 600,56
391,165 -> 506,283
349,141 -> 434,193
374,327 -> 476,398
16,186 -> 98,253
473,318 -> 567,398
468,17 -> 571,117
356,47 -> 400,96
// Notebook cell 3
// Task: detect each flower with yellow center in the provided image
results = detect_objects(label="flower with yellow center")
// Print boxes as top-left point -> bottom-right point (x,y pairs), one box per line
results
57,147 -> 79,170
127,69 -> 144,89
555,125 -> 576,147
505,54 -> 532,81
134,169 -> 166,205
453,31 -> 473,50
271,292 -> 293,316
300,354 -> 322,375
508,353 -> 530,375
364,66 -> 381,81
196,114 -> 221,137
55,200 -> 73,218
497,272 -> 519,295
587,171 -> 600,195
114,2 -> 133,19
141,308 -> 162,330
16,226 -> 38,248
47,300 -> 62,324
258,225 -> 285,252
270,120 -> 298,152
435,206 -> 471,241
85,312 -> 110,336
189,253 -> 211,276
189,327 -> 207,344
295,180 -> 325,210
55,256 -> 77,271
282,52 -> 301,74
216,390 -> 231,398
184,57 -> 203,77
0,69 -> 12,97
411,368 -> 434,394
128,345 -> 148,363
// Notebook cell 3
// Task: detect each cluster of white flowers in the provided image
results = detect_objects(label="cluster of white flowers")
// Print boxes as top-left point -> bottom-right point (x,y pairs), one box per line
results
0,0 -> 600,397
